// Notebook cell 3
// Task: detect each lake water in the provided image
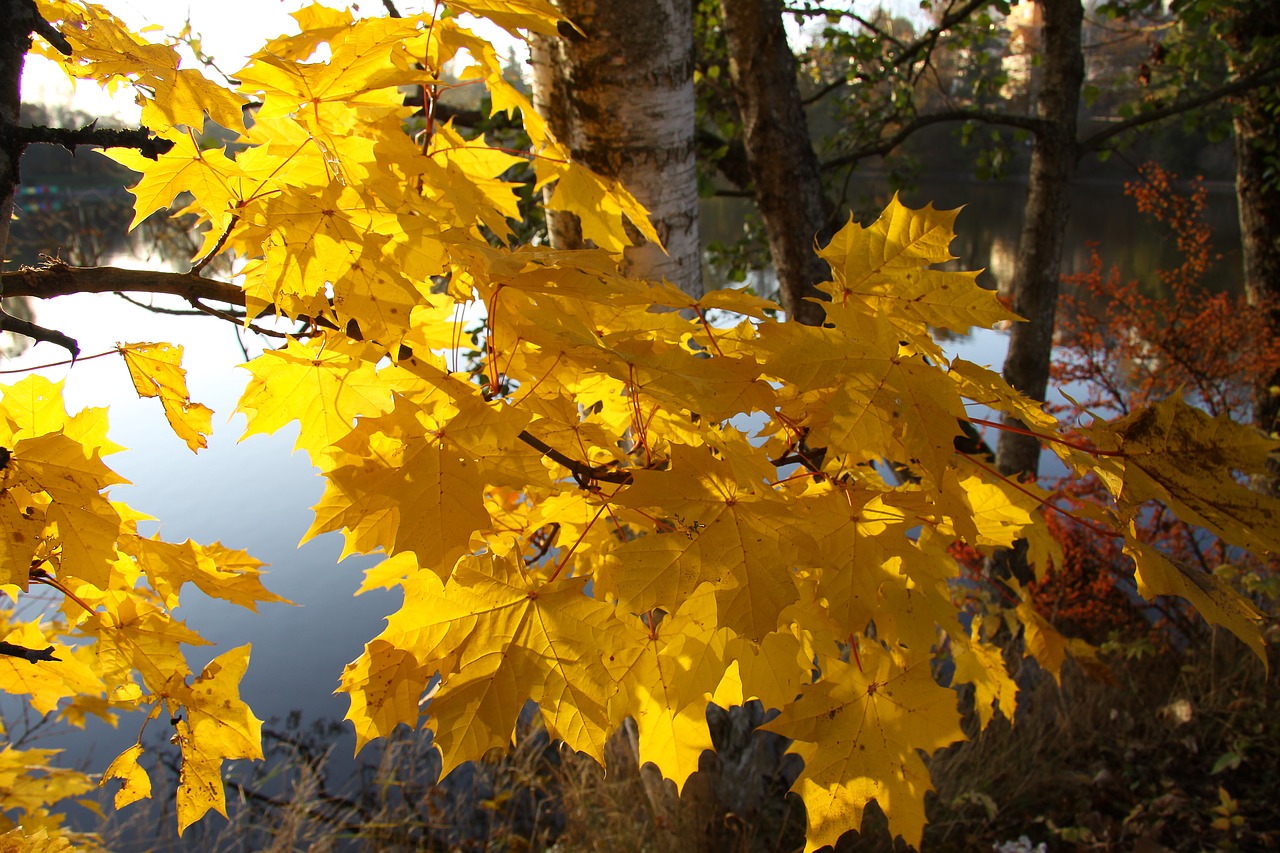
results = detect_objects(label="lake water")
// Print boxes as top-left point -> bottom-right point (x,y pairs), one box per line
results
0,174 -> 1246,820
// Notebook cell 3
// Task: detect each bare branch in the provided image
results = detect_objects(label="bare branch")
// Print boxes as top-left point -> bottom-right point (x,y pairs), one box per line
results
1079,65 -> 1280,154
16,0 -> 72,55
892,0 -> 993,69
517,430 -> 633,486
0,641 -> 59,664
3,261 -> 245,306
2,123 -> 174,160
0,308 -> 78,360
114,291 -> 236,317
3,259 -> 343,338
822,109 -> 1050,172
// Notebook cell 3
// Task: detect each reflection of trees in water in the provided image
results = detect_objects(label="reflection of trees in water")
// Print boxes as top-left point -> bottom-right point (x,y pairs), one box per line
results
9,190 -> 133,267
0,298 -> 35,358
8,192 -> 200,268
3,199 -> 202,360
4,103 -> 206,359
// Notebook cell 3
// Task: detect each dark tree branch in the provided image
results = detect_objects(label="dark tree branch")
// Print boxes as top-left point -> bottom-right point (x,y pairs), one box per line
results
2,123 -> 174,160
696,128 -> 752,190
517,430 -> 633,486
3,261 -> 246,306
800,77 -> 846,107
114,290 -> 240,318
0,308 -> 78,360
892,0 -> 993,69
4,259 -> 348,339
795,0 -> 992,108
17,0 -> 72,55
822,109 -> 1051,172
0,641 -> 59,664
1079,65 -> 1280,154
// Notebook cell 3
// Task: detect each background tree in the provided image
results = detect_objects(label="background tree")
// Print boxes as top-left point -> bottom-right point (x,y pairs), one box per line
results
1219,2 -> 1280,445
694,1 -> 1280,480
530,0 -> 703,297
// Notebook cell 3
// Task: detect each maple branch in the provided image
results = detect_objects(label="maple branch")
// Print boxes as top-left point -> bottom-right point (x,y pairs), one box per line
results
966,416 -> 1124,457
114,291 -> 228,317
192,214 -> 239,272
517,430 -> 633,486
0,641 -> 59,664
15,0 -> 72,55
3,260 -> 245,306
0,308 -> 79,360
1,123 -> 174,161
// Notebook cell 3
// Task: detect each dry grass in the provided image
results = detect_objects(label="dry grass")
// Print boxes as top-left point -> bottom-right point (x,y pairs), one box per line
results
82,630 -> 1277,853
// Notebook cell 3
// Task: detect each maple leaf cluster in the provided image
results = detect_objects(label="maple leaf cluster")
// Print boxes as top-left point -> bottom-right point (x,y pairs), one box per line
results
2,1 -> 1275,849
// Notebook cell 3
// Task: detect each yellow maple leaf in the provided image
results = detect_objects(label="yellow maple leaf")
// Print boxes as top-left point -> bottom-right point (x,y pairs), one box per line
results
103,130 -> 247,230
540,155 -> 663,253
0,490 -> 44,590
0,375 -> 71,439
179,645 -> 264,763
0,621 -> 104,716
817,195 -> 1013,336
169,645 -> 262,833
171,719 -> 225,835
607,445 -> 804,642
305,398 -> 492,570
0,744 -> 96,830
119,343 -> 214,453
417,553 -> 620,775
35,0 -> 244,132
234,15 -> 421,124
950,621 -> 1018,730
339,639 -> 436,752
723,627 -> 810,712
10,433 -> 125,590
1083,394 -> 1280,555
122,536 -> 288,612
1125,534 -> 1266,665
446,0 -> 563,36
606,586 -> 735,791
87,592 -> 208,693
238,335 -> 396,462
762,647 -> 965,852
101,744 -> 151,809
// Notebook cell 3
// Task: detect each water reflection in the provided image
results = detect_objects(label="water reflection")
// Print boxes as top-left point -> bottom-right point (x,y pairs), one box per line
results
701,175 -> 1245,299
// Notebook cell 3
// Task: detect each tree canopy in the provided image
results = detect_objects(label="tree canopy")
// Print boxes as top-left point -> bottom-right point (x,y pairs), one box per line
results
0,1 -> 1274,849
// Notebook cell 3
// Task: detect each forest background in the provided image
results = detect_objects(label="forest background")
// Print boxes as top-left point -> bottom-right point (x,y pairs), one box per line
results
0,0 -> 1278,851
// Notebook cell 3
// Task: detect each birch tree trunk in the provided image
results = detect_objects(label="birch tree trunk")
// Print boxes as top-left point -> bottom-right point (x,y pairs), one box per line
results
994,0 -> 1085,481
718,0 -> 829,326
530,0 -> 703,297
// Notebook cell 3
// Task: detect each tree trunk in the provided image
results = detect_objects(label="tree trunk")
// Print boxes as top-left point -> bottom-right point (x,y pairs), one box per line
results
1220,1 -> 1280,498
718,0 -> 829,327
1236,97 -> 1280,438
530,0 -> 702,297
0,0 -> 33,265
994,0 -> 1085,481
1227,3 -> 1280,445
